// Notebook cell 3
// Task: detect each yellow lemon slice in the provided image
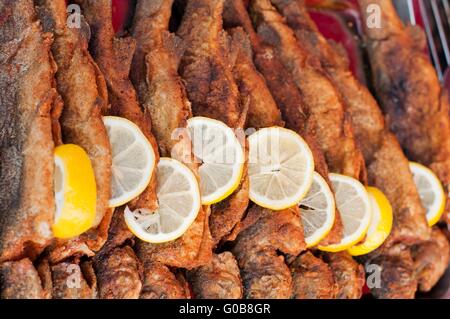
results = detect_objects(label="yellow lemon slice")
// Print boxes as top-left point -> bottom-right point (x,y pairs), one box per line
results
409,162 -> 446,226
53,144 -> 96,239
348,187 -> 393,256
299,172 -> 336,248
248,127 -> 314,210
124,157 -> 201,243
319,173 -> 371,252
103,116 -> 156,208
187,117 -> 245,205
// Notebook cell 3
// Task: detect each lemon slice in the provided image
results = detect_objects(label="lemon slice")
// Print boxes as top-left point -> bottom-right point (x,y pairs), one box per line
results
103,116 -> 156,208
187,117 -> 245,205
124,157 -> 201,243
409,162 -> 446,226
319,173 -> 371,252
299,172 -> 335,248
53,144 -> 97,239
247,127 -> 314,210
348,187 -> 393,256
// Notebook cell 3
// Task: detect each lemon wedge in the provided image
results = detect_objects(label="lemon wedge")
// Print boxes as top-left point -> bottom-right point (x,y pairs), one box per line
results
53,144 -> 96,239
124,157 -> 201,243
248,127 -> 314,210
299,172 -> 336,248
319,173 -> 371,252
103,116 -> 156,208
187,117 -> 245,205
409,162 -> 446,226
348,187 -> 393,256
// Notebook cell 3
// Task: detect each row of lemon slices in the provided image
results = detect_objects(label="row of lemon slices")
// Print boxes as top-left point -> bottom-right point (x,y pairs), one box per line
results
53,116 -> 446,256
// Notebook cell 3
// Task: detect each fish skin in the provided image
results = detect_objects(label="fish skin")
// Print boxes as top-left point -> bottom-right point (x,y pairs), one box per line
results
36,0 -> 113,262
0,0 -> 56,262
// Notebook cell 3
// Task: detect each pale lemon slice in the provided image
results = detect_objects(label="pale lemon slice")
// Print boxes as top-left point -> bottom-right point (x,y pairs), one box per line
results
299,172 -> 335,248
53,144 -> 96,239
103,116 -> 156,208
124,157 -> 201,243
409,162 -> 446,226
348,187 -> 393,256
248,127 -> 314,210
319,173 -> 371,252
187,117 -> 245,205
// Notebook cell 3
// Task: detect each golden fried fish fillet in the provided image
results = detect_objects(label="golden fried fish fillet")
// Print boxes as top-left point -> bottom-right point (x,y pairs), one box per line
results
411,227 -> 450,293
178,0 -> 242,127
289,251 -> 337,299
0,259 -> 46,299
77,0 -> 159,212
273,0 -> 431,247
51,261 -> 97,299
0,0 -> 56,262
358,0 -> 450,225
272,0 -> 433,298
135,206 -> 212,269
94,246 -> 143,299
131,0 -> 175,104
232,205 -> 306,299
223,0 -> 343,246
250,0 -> 365,181
131,0 -> 213,268
319,251 -> 365,299
228,27 -> 284,129
247,0 -> 366,299
96,206 -> 134,255
87,207 -> 142,299
140,261 -> 191,299
36,0 -> 113,262
36,259 -> 53,299
366,244 -> 417,299
177,0 -> 249,244
187,252 -> 243,299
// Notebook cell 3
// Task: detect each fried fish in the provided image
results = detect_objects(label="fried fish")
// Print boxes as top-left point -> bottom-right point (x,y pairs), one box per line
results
131,0 -> 213,269
36,0 -> 113,262
0,0 -> 56,262
358,0 -> 450,225
232,205 -> 306,298
178,0 -> 249,245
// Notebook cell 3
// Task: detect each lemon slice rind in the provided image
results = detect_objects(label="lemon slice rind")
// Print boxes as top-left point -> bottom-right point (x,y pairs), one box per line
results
299,172 -> 336,248
103,116 -> 156,208
187,116 -> 245,205
53,144 -> 97,239
318,173 -> 372,252
409,162 -> 446,227
124,157 -> 201,243
348,187 -> 393,256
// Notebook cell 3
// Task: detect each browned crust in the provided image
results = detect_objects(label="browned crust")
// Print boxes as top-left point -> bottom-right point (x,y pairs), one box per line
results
36,0 -> 113,262
51,261 -> 97,299
77,0 -> 160,212
140,261 -> 190,299
275,0 -> 431,247
223,0 -> 343,245
250,0 -> 365,180
232,205 -> 306,298
187,252 -> 243,299
177,0 -> 249,246
290,251 -> 337,299
359,0 -> 450,225
94,246 -> 143,299
131,0 -> 213,268
0,0 -> 57,262
0,259 -> 46,299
